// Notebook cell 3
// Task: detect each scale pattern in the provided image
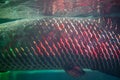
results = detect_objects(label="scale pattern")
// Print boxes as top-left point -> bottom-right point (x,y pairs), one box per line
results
0,17 -> 120,72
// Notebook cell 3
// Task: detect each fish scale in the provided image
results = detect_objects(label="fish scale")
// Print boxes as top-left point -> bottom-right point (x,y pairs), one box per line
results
0,17 -> 120,77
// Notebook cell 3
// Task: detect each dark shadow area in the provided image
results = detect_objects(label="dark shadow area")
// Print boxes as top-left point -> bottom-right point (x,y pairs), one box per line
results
0,18 -> 21,24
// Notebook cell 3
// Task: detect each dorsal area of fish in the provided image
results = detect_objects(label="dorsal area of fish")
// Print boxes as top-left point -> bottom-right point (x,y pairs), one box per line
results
0,17 -> 120,77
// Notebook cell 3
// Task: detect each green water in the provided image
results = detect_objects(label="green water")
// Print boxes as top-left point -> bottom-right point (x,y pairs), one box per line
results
0,70 -> 120,80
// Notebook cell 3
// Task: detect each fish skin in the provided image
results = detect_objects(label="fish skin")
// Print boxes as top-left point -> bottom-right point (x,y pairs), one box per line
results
0,17 -> 120,77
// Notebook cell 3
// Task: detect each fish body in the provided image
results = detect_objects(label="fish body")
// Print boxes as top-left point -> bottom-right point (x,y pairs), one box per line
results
0,17 -> 120,77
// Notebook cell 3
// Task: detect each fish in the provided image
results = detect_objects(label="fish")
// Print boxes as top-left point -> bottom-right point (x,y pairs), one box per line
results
0,17 -> 120,78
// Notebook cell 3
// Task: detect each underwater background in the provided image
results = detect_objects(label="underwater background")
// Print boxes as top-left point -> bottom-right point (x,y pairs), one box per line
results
0,0 -> 120,80
0,70 -> 120,80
